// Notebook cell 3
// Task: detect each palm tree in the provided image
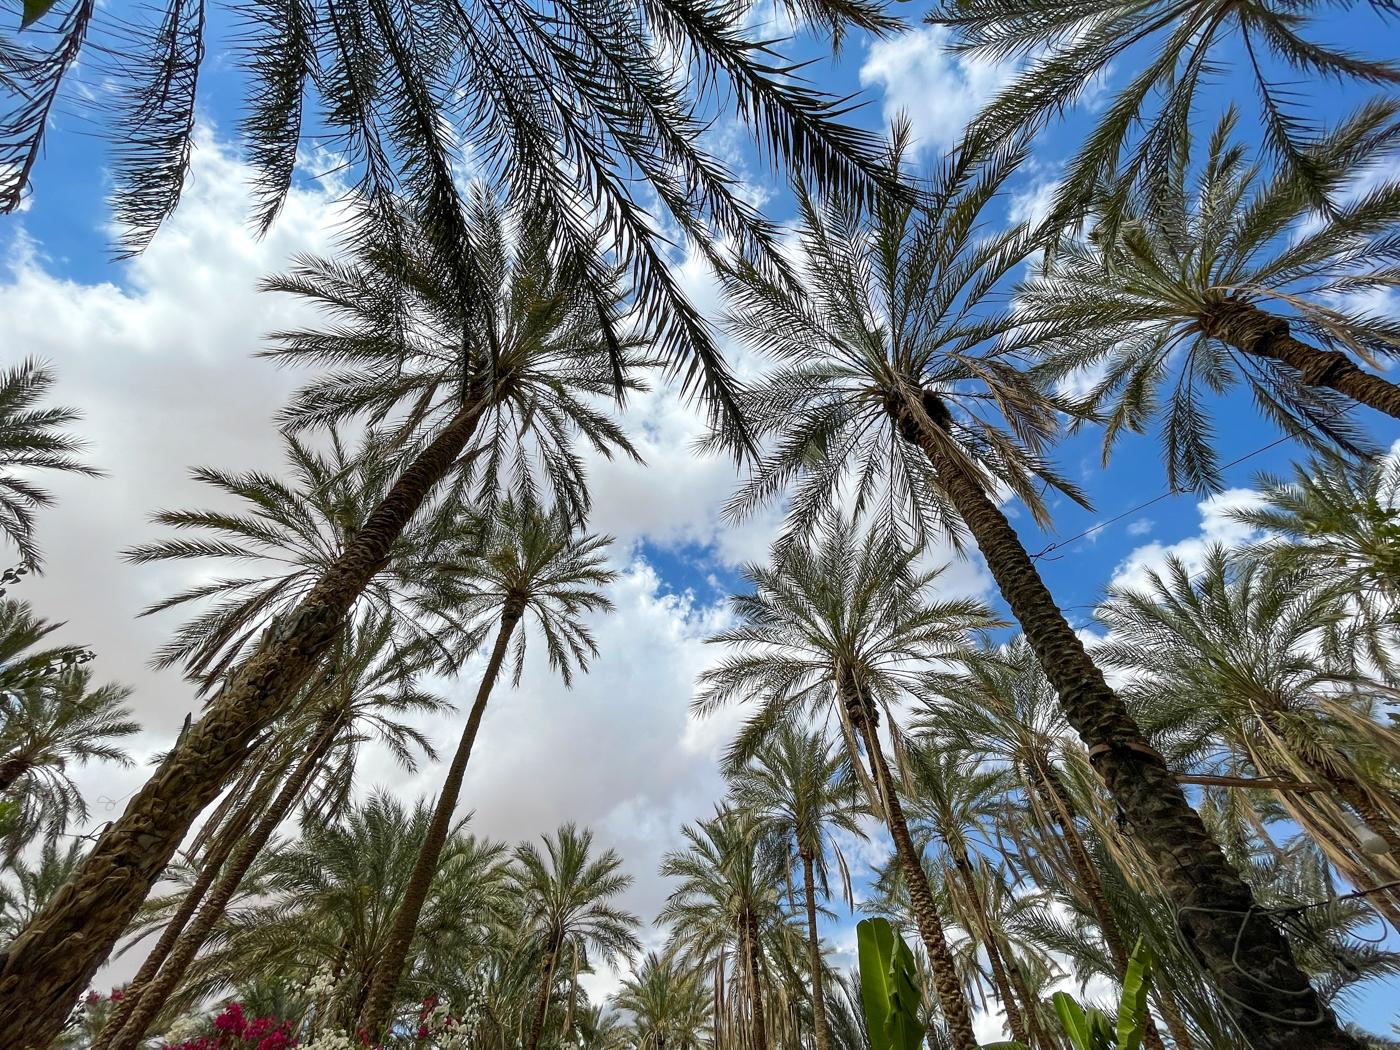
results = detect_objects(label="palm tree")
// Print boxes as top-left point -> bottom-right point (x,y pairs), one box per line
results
659,805 -> 794,1050
0,194 -> 646,1044
1095,547 -> 1400,930
511,824 -> 642,1050
717,135 -> 1354,1049
97,613 -> 448,1050
1015,109 -> 1400,495
359,501 -> 617,1039
696,516 -> 996,1050
0,358 -> 101,568
726,727 -> 862,1050
925,0 -> 1400,229
611,953 -> 712,1050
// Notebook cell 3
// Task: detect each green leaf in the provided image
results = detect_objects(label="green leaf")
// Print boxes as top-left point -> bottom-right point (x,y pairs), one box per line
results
884,928 -> 925,1050
1053,992 -> 1091,1050
20,0 -> 60,28
1116,938 -> 1154,1050
857,918 -> 896,1050
1087,1010 -> 1115,1050
980,1043 -> 1029,1050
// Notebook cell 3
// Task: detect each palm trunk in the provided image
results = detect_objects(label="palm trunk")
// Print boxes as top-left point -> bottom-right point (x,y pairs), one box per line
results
91,794 -> 262,1050
0,400 -> 486,1049
1204,297 -> 1400,420
0,755 -> 28,792
850,700 -> 978,1050
358,600 -> 524,1040
106,720 -> 338,1050
1001,951 -> 1055,1050
526,939 -> 560,1050
799,852 -> 831,1050
743,910 -> 768,1050
911,410 -> 1360,1050
1151,987 -> 1196,1050
950,852 -> 1029,1048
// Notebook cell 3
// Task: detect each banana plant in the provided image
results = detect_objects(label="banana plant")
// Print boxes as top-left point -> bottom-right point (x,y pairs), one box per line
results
1052,938 -> 1155,1050
856,918 -> 926,1050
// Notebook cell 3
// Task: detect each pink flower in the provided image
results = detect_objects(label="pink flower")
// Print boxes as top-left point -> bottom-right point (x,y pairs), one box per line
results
110,989 -> 125,1001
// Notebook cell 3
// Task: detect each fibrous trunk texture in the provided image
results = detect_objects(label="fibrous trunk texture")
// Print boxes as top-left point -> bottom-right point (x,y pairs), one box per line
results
525,938 -> 560,1050
1205,297 -> 1400,420
912,407 -> 1361,1050
852,702 -> 978,1050
744,910 -> 768,1050
950,852 -> 1029,1047
107,721 -> 337,1050
0,401 -> 485,1049
358,600 -> 524,1039
801,852 -> 831,1050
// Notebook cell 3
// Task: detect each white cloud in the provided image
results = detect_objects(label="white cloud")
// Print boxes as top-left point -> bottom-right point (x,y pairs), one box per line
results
1125,517 -> 1154,536
1109,488 -> 1265,593
859,27 -> 1015,154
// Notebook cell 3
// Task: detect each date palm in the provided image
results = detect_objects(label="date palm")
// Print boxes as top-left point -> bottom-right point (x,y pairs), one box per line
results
512,824 -> 642,1050
1016,108 -> 1400,495
612,952 -> 712,1050
696,515 -> 995,1050
359,500 -> 617,1039
659,805 -> 794,1050
0,194 -> 645,1044
726,727 -> 862,1050
1095,547 -> 1400,930
0,837 -> 86,942
925,0 -> 1400,231
717,133 -> 1356,1049
0,358 -> 101,568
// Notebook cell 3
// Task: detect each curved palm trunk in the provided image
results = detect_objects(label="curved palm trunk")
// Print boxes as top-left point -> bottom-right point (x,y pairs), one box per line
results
106,721 -> 338,1050
912,415 -> 1360,1050
526,938 -> 561,1050
358,600 -> 524,1040
799,852 -> 831,1050
91,795 -> 262,1050
850,703 -> 978,1050
949,852 -> 1029,1048
0,401 -> 486,1049
1204,298 -> 1400,420
742,909 -> 768,1050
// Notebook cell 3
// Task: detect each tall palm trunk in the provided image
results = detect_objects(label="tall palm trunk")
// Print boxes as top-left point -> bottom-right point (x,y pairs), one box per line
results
1000,949 -> 1055,1050
107,719 -> 339,1050
1203,297 -> 1400,420
799,852 -> 831,1050
526,937 -> 561,1050
849,700 -> 978,1050
91,794 -> 262,1050
742,909 -> 768,1050
949,852 -> 1030,1048
358,598 -> 524,1039
0,400 -> 486,1049
910,408 -> 1359,1050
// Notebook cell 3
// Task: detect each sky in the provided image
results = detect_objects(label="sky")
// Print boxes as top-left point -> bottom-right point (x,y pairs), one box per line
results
3,0 -> 1400,1042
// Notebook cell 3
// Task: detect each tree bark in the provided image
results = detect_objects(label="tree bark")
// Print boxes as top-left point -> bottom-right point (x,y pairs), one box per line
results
90,794 -> 262,1050
1001,952 -> 1055,1050
743,910 -> 768,1050
525,937 -> 560,1050
850,701 -> 978,1050
357,600 -> 524,1040
0,400 -> 485,1050
950,852 -> 1029,1048
800,852 -> 831,1050
107,720 -> 338,1050
1204,296 -> 1400,421
909,407 -> 1361,1050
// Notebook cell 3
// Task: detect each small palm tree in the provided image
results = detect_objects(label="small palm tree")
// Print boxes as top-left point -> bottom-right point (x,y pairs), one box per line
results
718,131 -> 1347,1046
511,824 -> 642,1050
612,952 -> 712,1050
696,515 -> 995,1050
1016,109 -> 1400,495
659,805 -> 794,1050
925,0 -> 1400,227
726,728 -> 863,1050
358,500 -> 618,1039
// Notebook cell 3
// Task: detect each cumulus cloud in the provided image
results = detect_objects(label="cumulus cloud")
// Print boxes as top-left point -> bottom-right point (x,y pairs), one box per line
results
1109,488 -> 1265,593
859,27 -> 1015,154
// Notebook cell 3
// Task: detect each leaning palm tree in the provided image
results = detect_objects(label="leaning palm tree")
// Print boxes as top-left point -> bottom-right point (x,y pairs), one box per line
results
1095,547 -> 1400,930
0,358 -> 101,568
717,132 -> 1354,1048
0,193 -> 647,1043
510,824 -> 642,1050
1016,108 -> 1400,495
696,516 -> 996,1050
98,613 -> 449,1050
726,727 -> 862,1050
659,805 -> 796,1050
925,0 -> 1400,230
358,501 -> 617,1039
612,953 -> 712,1050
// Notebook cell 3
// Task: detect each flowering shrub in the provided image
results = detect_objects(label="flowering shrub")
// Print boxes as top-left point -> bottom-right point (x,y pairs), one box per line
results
160,1002 -> 297,1050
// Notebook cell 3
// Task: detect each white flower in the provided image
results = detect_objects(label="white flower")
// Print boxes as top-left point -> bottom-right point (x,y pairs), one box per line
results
161,1015 -> 205,1045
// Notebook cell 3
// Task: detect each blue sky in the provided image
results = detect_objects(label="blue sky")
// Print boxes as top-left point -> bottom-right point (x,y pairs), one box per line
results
3,0 -> 1400,1039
